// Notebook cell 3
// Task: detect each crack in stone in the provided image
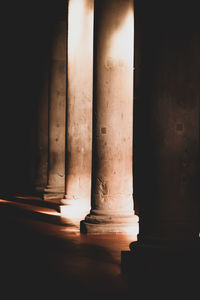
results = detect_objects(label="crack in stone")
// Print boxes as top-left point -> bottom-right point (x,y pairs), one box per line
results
97,177 -> 108,196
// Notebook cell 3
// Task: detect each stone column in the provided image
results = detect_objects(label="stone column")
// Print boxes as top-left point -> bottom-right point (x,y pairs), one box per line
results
81,0 -> 138,234
34,56 -> 49,195
61,0 -> 94,217
129,1 -> 199,247
43,17 -> 66,201
122,2 -> 200,294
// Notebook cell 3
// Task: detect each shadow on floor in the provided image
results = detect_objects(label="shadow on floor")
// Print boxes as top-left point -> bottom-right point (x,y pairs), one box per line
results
0,200 -> 133,299
121,242 -> 200,299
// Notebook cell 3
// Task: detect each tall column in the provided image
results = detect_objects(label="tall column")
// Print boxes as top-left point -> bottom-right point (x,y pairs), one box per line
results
33,56 -> 49,194
43,16 -> 66,201
129,0 -> 199,247
122,1 -> 200,294
61,0 -> 94,217
81,0 -> 138,234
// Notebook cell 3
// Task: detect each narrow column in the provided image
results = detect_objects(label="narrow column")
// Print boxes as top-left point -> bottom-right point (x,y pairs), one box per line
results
43,16 -> 66,201
82,0 -> 138,234
34,56 -> 49,194
61,0 -> 94,217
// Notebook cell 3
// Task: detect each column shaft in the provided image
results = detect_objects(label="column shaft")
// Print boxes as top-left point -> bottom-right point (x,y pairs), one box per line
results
43,17 -> 66,201
135,3 -> 199,244
122,2 -> 200,287
61,0 -> 93,215
82,0 -> 138,234
34,56 -> 49,194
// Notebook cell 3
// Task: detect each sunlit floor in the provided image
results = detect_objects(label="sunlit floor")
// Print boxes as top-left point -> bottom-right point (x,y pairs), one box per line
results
0,197 -> 137,299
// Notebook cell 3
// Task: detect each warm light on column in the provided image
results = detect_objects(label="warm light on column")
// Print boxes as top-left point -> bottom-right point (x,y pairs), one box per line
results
61,0 -> 94,218
68,0 -> 93,60
61,200 -> 90,225
68,0 -> 84,57
108,11 -> 134,67
82,0 -> 138,234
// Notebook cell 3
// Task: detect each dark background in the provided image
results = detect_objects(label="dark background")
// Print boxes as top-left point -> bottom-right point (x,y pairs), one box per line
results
0,0 -> 66,194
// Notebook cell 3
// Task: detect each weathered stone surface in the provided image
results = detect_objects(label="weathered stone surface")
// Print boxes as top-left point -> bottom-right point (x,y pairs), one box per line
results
133,1 -> 200,243
82,0 -> 138,234
43,19 -> 66,201
33,56 -> 49,194
123,0 -> 200,276
62,0 -> 94,213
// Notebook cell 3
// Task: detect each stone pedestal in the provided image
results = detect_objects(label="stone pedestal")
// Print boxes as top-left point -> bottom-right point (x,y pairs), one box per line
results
43,18 -> 66,202
81,0 -> 138,234
61,0 -> 94,215
121,240 -> 200,299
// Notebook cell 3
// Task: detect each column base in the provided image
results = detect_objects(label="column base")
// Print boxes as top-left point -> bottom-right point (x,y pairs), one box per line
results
60,196 -> 90,223
34,185 -> 46,193
42,185 -> 65,203
81,212 -> 139,234
32,186 -> 46,198
121,240 -> 200,297
60,195 -> 79,205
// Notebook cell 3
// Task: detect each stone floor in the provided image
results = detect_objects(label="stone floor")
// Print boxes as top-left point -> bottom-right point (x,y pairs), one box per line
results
0,196 -> 199,300
0,196 -> 137,299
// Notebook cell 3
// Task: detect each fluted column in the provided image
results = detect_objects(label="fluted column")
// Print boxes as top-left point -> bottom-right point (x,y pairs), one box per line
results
61,0 -> 94,216
82,0 -> 138,234
43,17 -> 66,201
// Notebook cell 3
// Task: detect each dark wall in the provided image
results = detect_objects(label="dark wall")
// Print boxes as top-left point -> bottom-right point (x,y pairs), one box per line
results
0,1 -> 66,194
133,0 -> 200,234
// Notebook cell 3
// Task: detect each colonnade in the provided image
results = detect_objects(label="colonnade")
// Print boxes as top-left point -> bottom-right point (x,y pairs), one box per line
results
34,0 -> 199,245
34,0 -> 138,234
